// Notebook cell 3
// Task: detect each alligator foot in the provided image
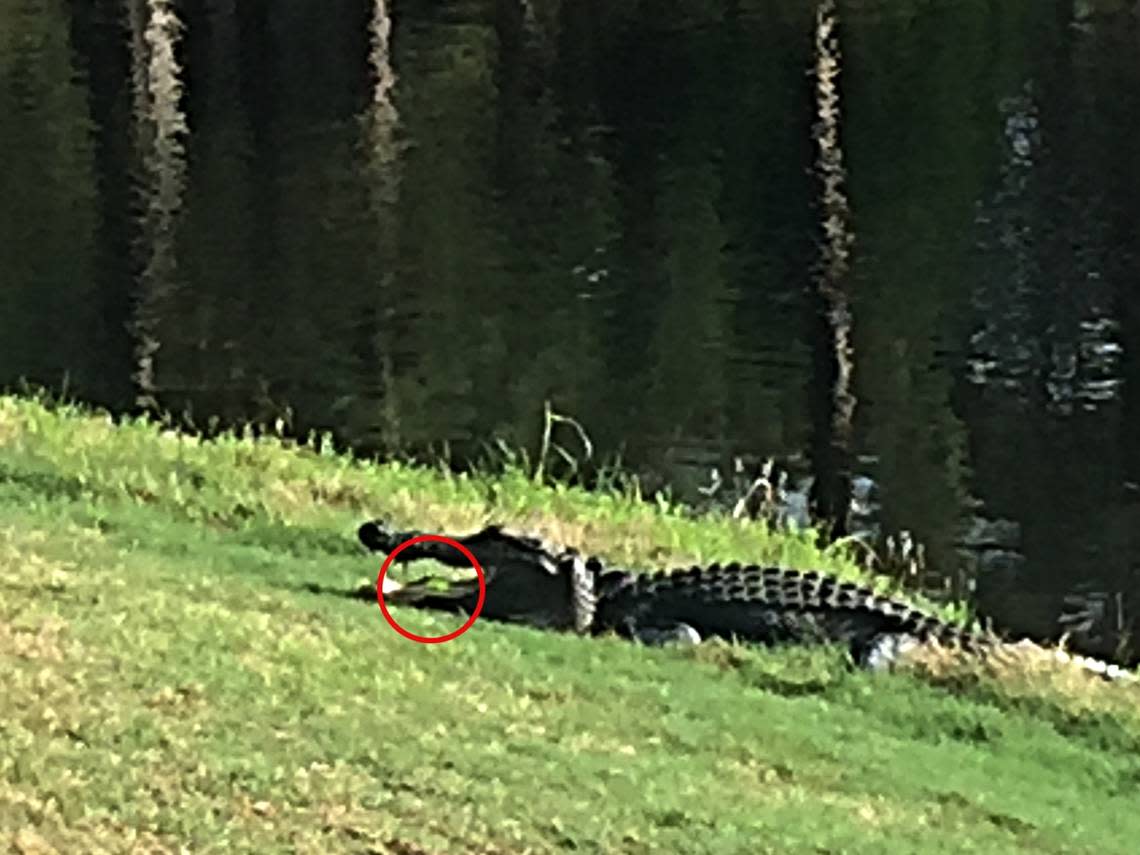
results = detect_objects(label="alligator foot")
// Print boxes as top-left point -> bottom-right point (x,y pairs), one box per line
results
621,620 -> 703,647
856,633 -> 923,672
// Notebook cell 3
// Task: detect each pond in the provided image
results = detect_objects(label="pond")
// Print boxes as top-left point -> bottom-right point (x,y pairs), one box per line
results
3,0 -> 1139,661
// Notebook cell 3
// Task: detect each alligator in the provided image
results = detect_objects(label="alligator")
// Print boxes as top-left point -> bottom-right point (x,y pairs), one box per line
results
357,520 -> 1137,681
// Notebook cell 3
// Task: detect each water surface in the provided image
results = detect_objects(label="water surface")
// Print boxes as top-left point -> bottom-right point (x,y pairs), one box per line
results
3,0 -> 1139,659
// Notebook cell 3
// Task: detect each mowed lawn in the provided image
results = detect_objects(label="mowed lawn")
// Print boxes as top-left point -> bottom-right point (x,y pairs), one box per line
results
2,396 -> 1139,854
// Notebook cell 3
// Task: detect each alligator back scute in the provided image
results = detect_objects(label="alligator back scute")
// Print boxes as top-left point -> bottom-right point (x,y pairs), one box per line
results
595,562 -> 973,650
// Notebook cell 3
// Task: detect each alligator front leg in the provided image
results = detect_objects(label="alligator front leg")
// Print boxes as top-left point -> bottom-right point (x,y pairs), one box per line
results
854,632 -> 923,672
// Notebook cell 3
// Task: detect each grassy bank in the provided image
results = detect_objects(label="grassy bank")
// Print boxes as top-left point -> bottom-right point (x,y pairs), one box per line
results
2,395 -> 1139,854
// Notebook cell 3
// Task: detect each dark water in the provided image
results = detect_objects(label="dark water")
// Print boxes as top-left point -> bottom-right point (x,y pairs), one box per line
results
4,0 -> 1140,660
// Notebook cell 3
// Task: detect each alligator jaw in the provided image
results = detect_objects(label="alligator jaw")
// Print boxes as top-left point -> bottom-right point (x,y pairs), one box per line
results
361,520 -> 475,598
360,520 -> 462,562
382,574 -> 483,610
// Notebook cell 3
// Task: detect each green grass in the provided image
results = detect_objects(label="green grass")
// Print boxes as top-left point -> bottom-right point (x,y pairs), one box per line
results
2,394 -> 1139,854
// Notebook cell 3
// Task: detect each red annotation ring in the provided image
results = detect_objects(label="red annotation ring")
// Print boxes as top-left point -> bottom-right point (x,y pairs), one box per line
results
376,534 -> 486,644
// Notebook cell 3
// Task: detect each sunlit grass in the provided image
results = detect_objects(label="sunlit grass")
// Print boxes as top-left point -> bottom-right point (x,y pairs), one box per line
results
2,393 -> 1139,853
0,393 -> 915,593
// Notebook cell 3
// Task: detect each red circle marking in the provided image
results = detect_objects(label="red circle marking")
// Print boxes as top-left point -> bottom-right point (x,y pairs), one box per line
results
376,534 -> 486,644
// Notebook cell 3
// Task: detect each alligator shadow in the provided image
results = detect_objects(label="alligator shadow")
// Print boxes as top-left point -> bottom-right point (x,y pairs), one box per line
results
296,581 -> 376,602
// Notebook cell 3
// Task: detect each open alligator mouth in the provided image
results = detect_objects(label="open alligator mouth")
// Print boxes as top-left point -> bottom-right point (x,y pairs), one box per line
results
360,520 -> 497,614
357,520 -> 597,631
380,571 -> 481,605
333,571 -> 478,611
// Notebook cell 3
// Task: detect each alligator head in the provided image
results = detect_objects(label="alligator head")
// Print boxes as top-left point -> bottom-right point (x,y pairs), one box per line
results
358,520 -> 597,633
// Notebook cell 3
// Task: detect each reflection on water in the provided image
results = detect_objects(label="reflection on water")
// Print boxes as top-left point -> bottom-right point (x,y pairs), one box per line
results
128,0 -> 189,407
3,0 -> 1140,661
